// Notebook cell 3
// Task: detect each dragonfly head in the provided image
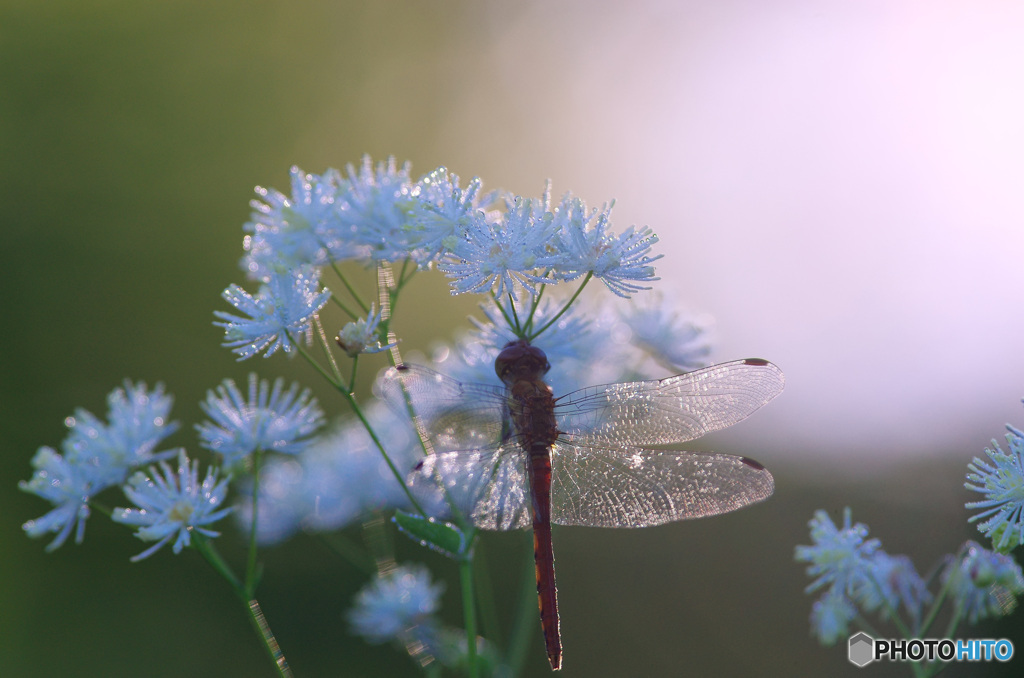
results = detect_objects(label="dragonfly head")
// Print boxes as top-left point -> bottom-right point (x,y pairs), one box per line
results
495,339 -> 551,384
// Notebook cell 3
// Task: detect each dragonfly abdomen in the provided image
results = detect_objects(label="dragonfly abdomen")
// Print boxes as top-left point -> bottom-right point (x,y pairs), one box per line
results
527,444 -> 561,670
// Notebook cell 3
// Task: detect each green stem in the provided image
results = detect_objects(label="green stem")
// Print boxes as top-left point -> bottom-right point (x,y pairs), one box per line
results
192,535 -> 292,678
294,343 -> 424,517
396,257 -> 414,287
328,293 -> 359,320
527,272 -> 591,342
862,568 -> 913,639
312,314 -> 345,385
390,257 -> 416,311
340,384 -> 428,517
192,532 -> 243,595
460,557 -> 479,678
245,449 -> 263,596
522,282 -> 546,335
331,260 -> 370,314
489,292 -> 519,337
918,558 -> 958,637
246,598 -> 294,678
508,293 -> 522,334
296,343 -> 347,392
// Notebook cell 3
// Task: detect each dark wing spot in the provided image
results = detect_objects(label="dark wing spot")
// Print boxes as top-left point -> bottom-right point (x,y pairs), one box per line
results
396,364 -> 410,372
743,358 -> 770,366
740,456 -> 766,471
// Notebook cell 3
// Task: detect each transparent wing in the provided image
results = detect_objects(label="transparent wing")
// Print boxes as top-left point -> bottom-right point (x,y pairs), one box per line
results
409,447 -> 532,531
378,364 -> 509,453
550,442 -> 774,527
555,359 -> 784,447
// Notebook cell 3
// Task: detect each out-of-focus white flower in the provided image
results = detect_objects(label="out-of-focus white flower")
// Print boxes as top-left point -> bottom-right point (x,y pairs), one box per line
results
795,508 -> 881,597
21,381 -> 180,550
196,373 -> 324,468
348,564 -> 444,643
809,590 -> 858,646
943,541 -> 1024,624
855,552 -> 931,626
235,401 -> 432,545
613,293 -> 711,373
20,446 -> 94,551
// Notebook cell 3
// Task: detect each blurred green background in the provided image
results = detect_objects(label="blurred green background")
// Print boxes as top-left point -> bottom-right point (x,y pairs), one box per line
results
3,1 -> 1021,676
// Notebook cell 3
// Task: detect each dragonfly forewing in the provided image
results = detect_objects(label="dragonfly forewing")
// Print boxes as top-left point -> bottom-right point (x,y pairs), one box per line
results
555,359 -> 784,448
379,364 -> 510,453
549,442 -> 774,528
409,448 -> 533,531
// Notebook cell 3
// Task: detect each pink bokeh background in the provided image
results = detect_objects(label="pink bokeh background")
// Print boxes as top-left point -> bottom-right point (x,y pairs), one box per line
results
426,0 -> 1024,464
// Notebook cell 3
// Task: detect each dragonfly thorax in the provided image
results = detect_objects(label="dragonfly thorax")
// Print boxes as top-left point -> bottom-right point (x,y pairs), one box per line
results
495,339 -> 551,385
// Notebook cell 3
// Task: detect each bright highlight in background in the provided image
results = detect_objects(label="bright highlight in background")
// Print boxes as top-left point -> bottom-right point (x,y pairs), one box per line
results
444,1 -> 1024,463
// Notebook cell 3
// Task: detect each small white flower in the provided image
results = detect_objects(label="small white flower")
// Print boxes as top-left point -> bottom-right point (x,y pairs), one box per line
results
242,166 -> 359,278
407,167 -> 499,265
809,591 -> 857,646
439,194 -> 556,298
196,374 -> 325,468
348,564 -> 445,643
549,196 -> 661,297
214,266 -> 331,360
336,155 -> 419,263
966,419 -> 1024,551
795,508 -> 881,597
336,305 -> 396,357
20,446 -> 94,551
21,381 -> 181,551
102,381 -> 179,470
59,380 -> 180,488
112,450 -> 232,562
855,552 -> 931,626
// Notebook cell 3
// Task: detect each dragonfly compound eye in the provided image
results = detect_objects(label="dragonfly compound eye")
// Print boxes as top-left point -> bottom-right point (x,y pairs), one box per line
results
495,339 -> 550,382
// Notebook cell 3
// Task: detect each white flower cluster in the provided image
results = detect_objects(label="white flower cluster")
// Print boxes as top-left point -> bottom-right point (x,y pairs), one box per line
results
20,381 -> 179,551
797,508 -> 1024,646
242,156 -> 660,299
22,375 -> 324,559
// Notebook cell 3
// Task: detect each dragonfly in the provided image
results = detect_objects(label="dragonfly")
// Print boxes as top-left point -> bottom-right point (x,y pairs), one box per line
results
380,338 -> 784,670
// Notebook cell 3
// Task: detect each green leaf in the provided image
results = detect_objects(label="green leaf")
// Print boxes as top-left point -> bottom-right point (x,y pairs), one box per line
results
393,509 -> 470,560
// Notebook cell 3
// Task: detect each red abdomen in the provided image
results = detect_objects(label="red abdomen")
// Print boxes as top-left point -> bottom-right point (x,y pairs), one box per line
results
529,447 -> 560,670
